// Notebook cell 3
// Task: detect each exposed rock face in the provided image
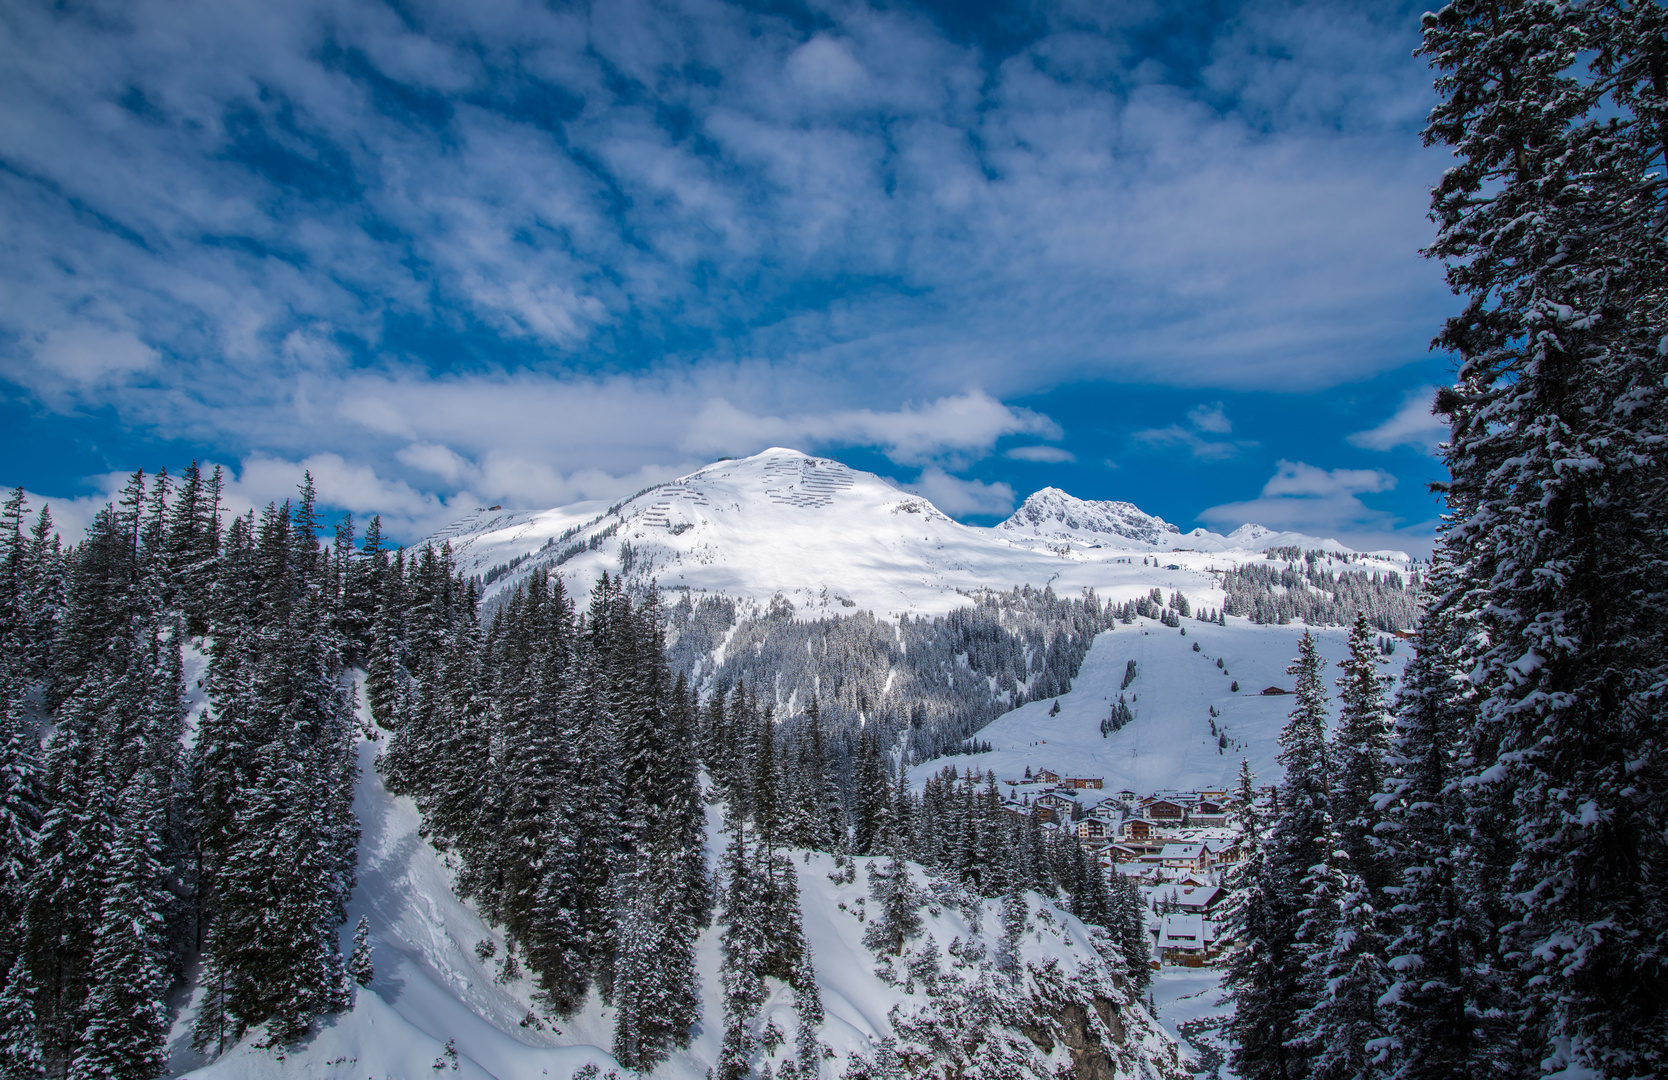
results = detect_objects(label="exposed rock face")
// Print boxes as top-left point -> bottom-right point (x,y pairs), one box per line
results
1047,996 -> 1150,1080
1020,975 -> 1188,1080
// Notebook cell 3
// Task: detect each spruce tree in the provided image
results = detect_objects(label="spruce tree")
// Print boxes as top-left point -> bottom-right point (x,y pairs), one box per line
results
348,916 -> 374,988
0,957 -> 44,1080
716,803 -> 765,1080
1331,612 -> 1393,892
863,834 -> 922,957
72,771 -> 169,1080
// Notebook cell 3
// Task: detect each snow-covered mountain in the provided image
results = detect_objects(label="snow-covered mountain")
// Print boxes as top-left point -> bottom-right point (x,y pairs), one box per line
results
997,487 -> 1365,556
997,487 -> 1185,547
428,447 -> 1407,619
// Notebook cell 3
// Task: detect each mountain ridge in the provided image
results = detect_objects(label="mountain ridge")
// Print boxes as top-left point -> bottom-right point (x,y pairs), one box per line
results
425,448 -> 1410,618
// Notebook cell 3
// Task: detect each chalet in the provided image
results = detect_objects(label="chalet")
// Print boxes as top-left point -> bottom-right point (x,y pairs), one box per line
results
1035,768 -> 1061,783
1035,791 -> 1078,816
1062,776 -> 1104,790
1155,914 -> 1219,965
1175,884 -> 1226,914
1196,789 -> 1229,802
1146,799 -> 1187,822
1076,816 -> 1114,841
1120,817 -> 1155,841
1159,842 -> 1215,873
1099,844 -> 1143,866
1116,789 -> 1138,802
1260,686 -> 1290,696
1190,801 -> 1230,826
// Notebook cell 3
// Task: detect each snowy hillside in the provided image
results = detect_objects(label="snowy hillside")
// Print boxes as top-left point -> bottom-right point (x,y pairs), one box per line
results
428,448 -> 1410,619
173,711 -> 1187,1080
909,616 -> 1409,797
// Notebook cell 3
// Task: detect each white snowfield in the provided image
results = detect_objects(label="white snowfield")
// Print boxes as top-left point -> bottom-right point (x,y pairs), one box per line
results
910,616 -> 1407,800
427,447 -> 1411,619
174,702 -> 1183,1079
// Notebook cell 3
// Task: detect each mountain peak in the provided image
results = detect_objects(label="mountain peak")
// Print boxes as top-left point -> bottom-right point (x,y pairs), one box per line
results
1000,487 -> 1182,548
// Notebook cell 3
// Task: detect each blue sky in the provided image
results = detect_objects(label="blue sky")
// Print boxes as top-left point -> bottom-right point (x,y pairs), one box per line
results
0,0 -> 1453,551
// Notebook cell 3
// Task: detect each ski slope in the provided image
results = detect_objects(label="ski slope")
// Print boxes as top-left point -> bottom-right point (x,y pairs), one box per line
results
427,448 -> 1411,619
911,614 -> 1407,796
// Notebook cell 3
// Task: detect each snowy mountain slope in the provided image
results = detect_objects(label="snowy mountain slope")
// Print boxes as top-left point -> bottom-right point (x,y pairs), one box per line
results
428,448 -> 1409,620
997,488 -> 1393,558
909,614 -> 1408,796
174,687 -> 1186,1080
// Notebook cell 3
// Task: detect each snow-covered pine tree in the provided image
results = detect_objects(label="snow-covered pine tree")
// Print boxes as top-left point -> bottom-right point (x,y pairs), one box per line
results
576,575 -> 624,1003
1292,612 -> 1397,1078
493,573 -> 590,1013
716,801 -> 766,1080
0,956 -> 43,1080
0,622 -> 42,969
164,460 -> 221,637
347,916 -> 374,988
1419,1 -> 1668,1070
812,696 -> 849,853
864,833 -> 923,957
852,727 -> 889,857
1107,871 -> 1151,997
609,591 -> 705,1068
193,497 -> 358,1050
1375,545 -> 1484,1080
363,546 -> 406,731
1331,611 -> 1393,892
71,770 -> 169,1080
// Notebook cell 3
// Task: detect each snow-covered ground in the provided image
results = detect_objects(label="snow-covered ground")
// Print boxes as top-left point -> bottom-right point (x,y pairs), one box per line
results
1150,969 -> 1235,1080
428,448 -> 1411,619
911,615 -> 1406,796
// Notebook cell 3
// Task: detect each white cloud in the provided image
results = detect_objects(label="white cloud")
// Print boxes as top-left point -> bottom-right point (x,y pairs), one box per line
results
1259,459 -> 1395,499
786,36 -> 871,101
905,467 -> 1017,518
396,442 -> 474,484
1133,402 -> 1251,461
1349,386 -> 1448,453
31,327 -> 157,387
1196,459 -> 1419,551
1004,444 -> 1076,463
0,0 -> 1445,441
1186,401 -> 1233,434
681,390 -> 1058,466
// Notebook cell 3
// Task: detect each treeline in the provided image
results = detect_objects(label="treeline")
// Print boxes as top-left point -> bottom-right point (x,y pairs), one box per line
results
0,468 -> 363,1079
666,585 -> 1113,768
1219,553 -> 1420,631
